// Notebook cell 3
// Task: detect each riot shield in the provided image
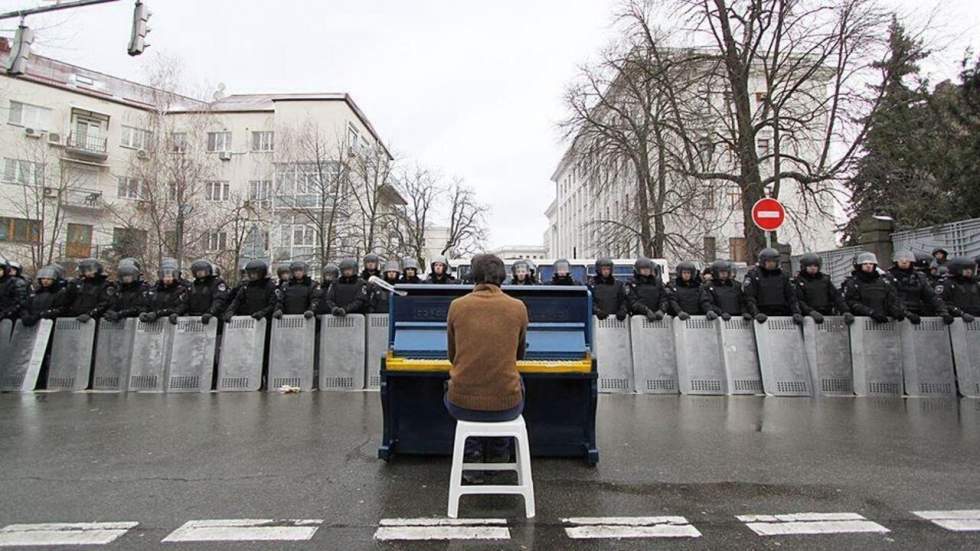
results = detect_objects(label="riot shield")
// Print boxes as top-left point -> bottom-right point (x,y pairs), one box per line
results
128,319 -> 174,392
630,316 -> 678,394
46,317 -> 96,391
720,317 -> 763,395
318,314 -> 365,391
166,317 -> 218,392
755,317 -> 812,396
216,316 -> 266,391
0,320 -> 52,391
802,316 -> 854,396
595,316 -> 634,393
268,315 -> 315,391
850,317 -> 903,396
92,318 -> 136,391
673,316 -> 727,395
900,318 -> 956,398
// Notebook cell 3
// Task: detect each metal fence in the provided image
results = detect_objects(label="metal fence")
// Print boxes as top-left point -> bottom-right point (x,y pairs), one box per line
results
891,218 -> 980,260
790,245 -> 863,285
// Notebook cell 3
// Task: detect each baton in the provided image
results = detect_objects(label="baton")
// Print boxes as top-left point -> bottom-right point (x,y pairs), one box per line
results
368,275 -> 408,297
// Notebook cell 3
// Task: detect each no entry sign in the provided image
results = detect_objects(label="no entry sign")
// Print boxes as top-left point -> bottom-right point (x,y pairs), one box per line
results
751,198 -> 785,232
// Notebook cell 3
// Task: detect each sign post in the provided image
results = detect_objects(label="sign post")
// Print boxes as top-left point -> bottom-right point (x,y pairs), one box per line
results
751,198 -> 786,249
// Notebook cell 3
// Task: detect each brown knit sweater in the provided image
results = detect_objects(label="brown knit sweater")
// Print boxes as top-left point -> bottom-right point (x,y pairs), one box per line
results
446,284 -> 528,411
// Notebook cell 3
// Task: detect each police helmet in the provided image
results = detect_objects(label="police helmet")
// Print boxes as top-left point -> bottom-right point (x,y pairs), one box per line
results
948,256 -> 976,278
118,263 -> 140,280
36,265 -> 59,281
554,259 -> 571,273
892,250 -> 915,264
363,253 -> 381,266
758,248 -> 780,265
290,260 -> 309,274
190,259 -> 213,278
383,260 -> 401,275
711,259 -> 734,279
77,258 -> 104,276
526,260 -> 538,275
119,257 -> 142,271
430,255 -> 449,271
853,252 -> 878,269
7,260 -> 22,276
799,253 -> 822,269
245,259 -> 269,278
51,263 -> 66,281
276,262 -> 291,276
322,263 -> 340,280
512,260 -> 530,275
913,251 -> 933,270
339,258 -> 358,274
402,258 -> 420,272
932,247 -> 949,259
676,260 -> 697,277
634,257 -> 655,275
595,258 -> 614,270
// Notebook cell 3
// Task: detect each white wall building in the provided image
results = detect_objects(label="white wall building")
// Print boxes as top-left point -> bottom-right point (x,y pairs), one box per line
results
487,245 -> 548,261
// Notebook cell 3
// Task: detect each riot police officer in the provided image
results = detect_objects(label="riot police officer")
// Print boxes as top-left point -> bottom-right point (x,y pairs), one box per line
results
932,247 -> 949,266
400,258 -> 422,284
590,258 -> 627,320
368,260 -> 401,313
426,256 -> 457,284
103,261 -> 148,322
224,260 -> 280,320
668,261 -> 702,319
700,260 -> 746,321
321,263 -> 340,289
526,260 -> 539,284
550,259 -> 580,285
275,260 -> 317,319
939,257 -> 979,323
743,248 -> 803,324
185,259 -> 229,324
626,257 -> 668,321
361,253 -> 383,281
20,266 -> 64,326
62,258 -> 113,323
842,252 -> 905,323
315,258 -> 367,316
140,260 -> 189,324
793,253 -> 854,324
888,250 -> 952,324
275,262 -> 292,289
0,259 -> 28,321
508,260 -> 536,285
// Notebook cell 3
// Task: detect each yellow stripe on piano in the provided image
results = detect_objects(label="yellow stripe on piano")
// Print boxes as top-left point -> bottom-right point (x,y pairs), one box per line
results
384,352 -> 593,374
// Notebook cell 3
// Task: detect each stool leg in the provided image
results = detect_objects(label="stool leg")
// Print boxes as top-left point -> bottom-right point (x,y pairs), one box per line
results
448,427 -> 466,518
517,425 -> 535,518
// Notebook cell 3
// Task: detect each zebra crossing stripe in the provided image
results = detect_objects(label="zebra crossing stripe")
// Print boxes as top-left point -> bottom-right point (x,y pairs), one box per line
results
737,512 -> 889,536
0,522 -> 138,547
913,510 -> 980,531
562,516 -> 701,539
161,519 -> 321,542
374,518 -> 509,541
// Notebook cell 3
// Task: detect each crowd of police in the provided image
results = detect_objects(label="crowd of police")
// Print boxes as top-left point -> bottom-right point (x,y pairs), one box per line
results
0,246 -> 977,330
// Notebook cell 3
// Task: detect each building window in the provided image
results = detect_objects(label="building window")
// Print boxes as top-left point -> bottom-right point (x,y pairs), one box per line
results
66,223 -> 93,258
116,176 -> 143,199
757,138 -> 770,154
755,92 -> 768,104
170,132 -> 187,153
248,180 -> 272,208
8,100 -> 51,131
292,225 -> 316,247
120,125 -> 152,150
207,131 -> 232,152
251,131 -> 274,152
2,158 -> 44,185
347,123 -> 360,149
205,231 -> 227,252
0,216 -> 41,243
204,180 -> 230,202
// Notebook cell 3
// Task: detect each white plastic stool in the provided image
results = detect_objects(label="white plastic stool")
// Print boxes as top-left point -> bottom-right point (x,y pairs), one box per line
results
447,415 -> 535,518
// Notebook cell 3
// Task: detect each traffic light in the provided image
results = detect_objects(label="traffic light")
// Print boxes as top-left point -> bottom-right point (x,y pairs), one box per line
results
6,23 -> 35,75
127,0 -> 151,56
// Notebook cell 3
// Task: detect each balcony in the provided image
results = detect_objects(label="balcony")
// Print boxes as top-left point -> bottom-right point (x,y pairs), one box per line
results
65,133 -> 109,162
45,187 -> 105,212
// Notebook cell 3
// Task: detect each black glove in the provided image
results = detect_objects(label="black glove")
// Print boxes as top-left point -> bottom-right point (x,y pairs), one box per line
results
963,313 -> 976,323
615,311 -> 627,321
677,311 -> 690,321
104,310 -> 119,322
168,313 -> 179,325
76,313 -> 91,323
644,309 -> 657,322
705,310 -> 718,321
139,312 -> 156,323
158,309 -> 171,317
941,314 -> 954,325
272,310 -> 283,319
331,307 -> 346,317
595,310 -> 608,320
742,312 -> 753,321
250,311 -> 265,320
223,311 -> 235,322
303,310 -> 314,319
906,312 -> 921,325
41,309 -> 58,319
651,309 -> 664,321
721,312 -> 731,321
810,311 -> 824,324
755,313 -> 768,324
792,313 -> 804,325
893,312 -> 906,322
871,312 -> 889,323
843,312 -> 856,325
201,313 -> 212,325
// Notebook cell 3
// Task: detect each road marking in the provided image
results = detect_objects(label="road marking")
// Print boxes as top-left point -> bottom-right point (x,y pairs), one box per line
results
913,510 -> 980,531
374,518 -> 509,541
0,522 -> 138,547
161,519 -> 321,542
737,512 -> 889,536
562,516 -> 701,539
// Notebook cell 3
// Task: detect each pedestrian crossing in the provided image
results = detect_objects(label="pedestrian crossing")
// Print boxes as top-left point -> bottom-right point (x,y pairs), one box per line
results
0,510 -> 976,546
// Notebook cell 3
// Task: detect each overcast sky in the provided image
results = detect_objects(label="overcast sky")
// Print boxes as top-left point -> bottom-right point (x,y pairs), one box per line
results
4,0 -> 980,248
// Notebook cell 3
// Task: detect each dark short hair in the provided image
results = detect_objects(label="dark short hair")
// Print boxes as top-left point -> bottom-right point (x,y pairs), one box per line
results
471,254 -> 506,285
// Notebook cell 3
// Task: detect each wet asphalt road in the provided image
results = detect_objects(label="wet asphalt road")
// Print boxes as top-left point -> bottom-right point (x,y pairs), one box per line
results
0,391 -> 978,550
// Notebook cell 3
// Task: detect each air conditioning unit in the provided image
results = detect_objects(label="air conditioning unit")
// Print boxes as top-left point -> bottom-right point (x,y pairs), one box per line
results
136,149 -> 149,160
43,186 -> 57,198
47,132 -> 63,146
24,127 -> 40,138
218,151 -> 232,161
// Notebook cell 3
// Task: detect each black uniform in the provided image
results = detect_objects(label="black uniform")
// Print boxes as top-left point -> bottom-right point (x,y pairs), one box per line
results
626,273 -> 669,318
20,284 -> 64,326
668,277 -> 703,316
315,275 -> 368,315
793,271 -> 849,316
226,278 -> 280,318
939,274 -> 980,318
888,266 -> 949,318
550,273 -> 580,285
425,272 -> 457,284
62,275 -> 113,319
279,276 -> 318,315
105,280 -> 149,319
142,280 -> 189,321
742,266 -> 801,317
842,270 -> 905,322
700,278 -> 744,317
186,276 -> 230,317
0,273 -> 28,320
399,274 -> 422,284
589,274 -> 628,320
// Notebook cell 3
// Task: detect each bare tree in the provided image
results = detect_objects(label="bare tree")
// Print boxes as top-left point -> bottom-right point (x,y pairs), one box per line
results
212,191 -> 266,282
347,142 -> 402,257
391,165 -> 440,267
441,179 -> 488,258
